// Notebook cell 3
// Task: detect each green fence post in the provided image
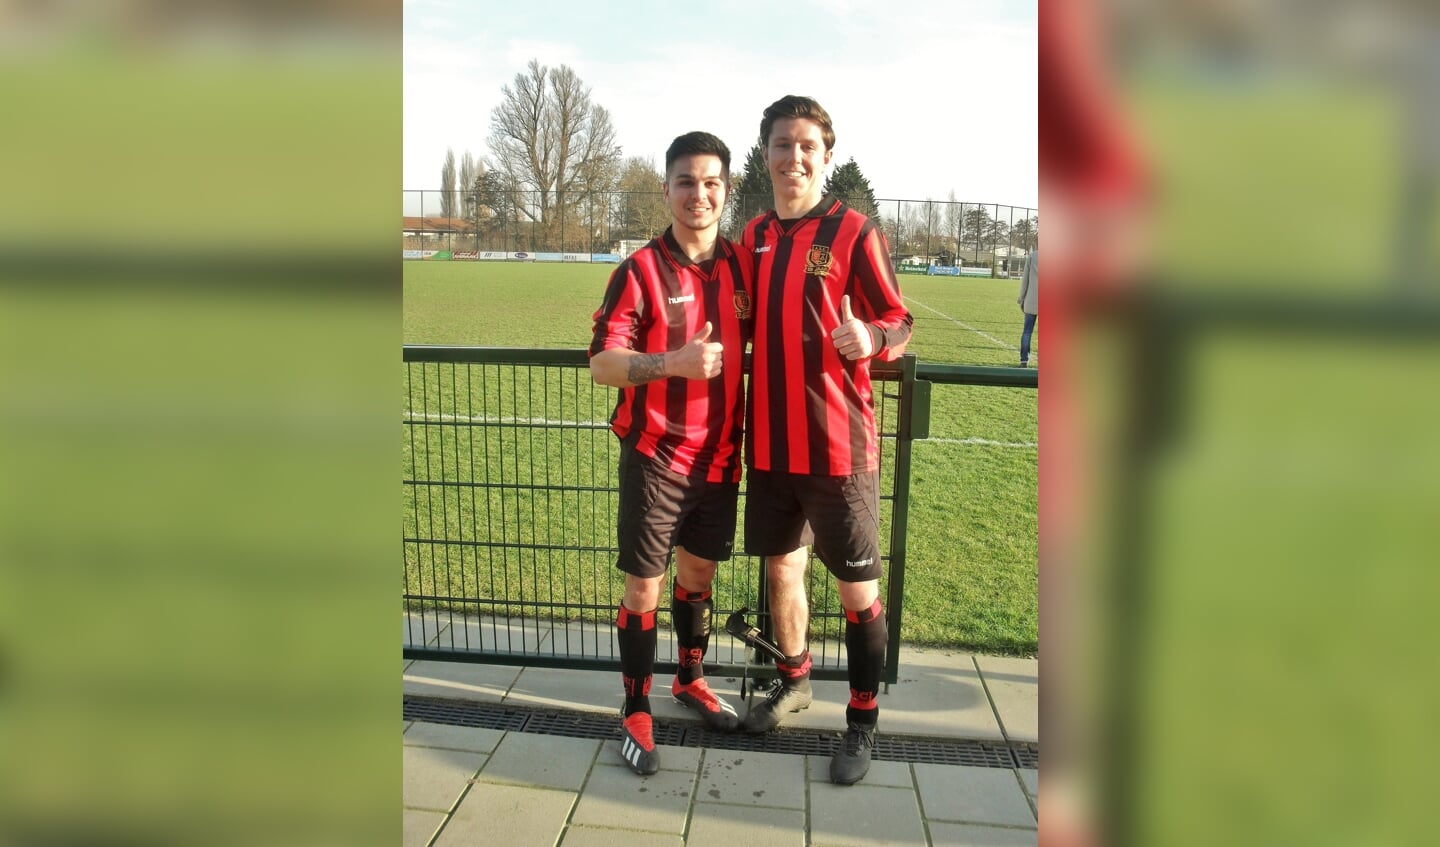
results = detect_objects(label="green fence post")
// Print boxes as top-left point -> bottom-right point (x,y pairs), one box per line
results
883,353 -> 920,687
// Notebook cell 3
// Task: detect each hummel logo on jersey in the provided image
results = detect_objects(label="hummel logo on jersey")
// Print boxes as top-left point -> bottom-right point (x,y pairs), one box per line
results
845,558 -> 874,568
668,294 -> 695,305
753,245 -> 771,253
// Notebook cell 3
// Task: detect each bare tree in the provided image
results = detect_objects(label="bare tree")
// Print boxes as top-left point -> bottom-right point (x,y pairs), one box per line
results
440,147 -> 456,219
459,150 -> 481,229
486,59 -> 622,245
898,203 -> 931,257
941,191 -> 963,261
612,156 -> 668,241
895,200 -> 943,257
920,199 -> 943,257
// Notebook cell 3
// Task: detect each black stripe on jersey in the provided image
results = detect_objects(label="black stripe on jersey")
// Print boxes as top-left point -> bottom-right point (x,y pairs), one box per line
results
742,224 -> 765,468
723,248 -> 752,348
692,257 -> 726,480
805,210 -> 847,475
589,257 -> 641,357
762,224 -> 792,472
846,354 -> 868,475
852,220 -> 909,348
652,248 -> 686,470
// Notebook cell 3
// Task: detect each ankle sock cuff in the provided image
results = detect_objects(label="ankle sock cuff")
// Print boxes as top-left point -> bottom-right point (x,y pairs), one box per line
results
778,651 -> 812,680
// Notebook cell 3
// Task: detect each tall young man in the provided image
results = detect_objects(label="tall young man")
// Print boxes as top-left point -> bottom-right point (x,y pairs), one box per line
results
739,96 -> 913,785
589,131 -> 751,775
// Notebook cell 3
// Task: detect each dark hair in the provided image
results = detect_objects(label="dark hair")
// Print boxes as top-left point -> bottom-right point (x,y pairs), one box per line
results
759,95 -> 835,150
665,131 -> 731,180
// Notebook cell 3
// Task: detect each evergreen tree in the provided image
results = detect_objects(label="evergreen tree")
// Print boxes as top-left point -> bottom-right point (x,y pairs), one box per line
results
822,157 -> 879,219
961,206 -> 994,261
1011,215 -> 1038,251
726,143 -> 773,234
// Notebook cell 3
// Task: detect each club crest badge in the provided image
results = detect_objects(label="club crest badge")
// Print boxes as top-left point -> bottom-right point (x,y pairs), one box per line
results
733,290 -> 753,319
805,244 -> 832,280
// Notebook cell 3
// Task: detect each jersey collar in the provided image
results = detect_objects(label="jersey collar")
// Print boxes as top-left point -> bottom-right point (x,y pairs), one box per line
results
770,194 -> 840,225
659,226 -> 729,271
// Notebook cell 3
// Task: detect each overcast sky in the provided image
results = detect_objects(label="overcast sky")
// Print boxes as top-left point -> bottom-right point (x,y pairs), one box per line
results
404,0 -> 1036,211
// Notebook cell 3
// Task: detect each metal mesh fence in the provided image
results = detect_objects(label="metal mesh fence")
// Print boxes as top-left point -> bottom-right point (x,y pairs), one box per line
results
401,347 -> 914,682
401,190 -> 1037,272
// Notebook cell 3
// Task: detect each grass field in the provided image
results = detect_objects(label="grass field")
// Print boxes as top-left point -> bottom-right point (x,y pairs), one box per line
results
403,260 -> 1037,654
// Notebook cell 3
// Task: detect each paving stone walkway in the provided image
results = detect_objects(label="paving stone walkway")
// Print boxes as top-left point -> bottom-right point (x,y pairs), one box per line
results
404,642 -> 1037,846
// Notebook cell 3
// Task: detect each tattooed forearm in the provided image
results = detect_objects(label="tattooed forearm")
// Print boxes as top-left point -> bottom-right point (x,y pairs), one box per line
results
626,352 -> 668,385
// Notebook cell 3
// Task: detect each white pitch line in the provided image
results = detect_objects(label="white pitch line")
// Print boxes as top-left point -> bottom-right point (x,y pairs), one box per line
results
904,295 -> 1037,363
410,414 -> 1037,448
408,413 -> 609,427
920,436 -> 1037,449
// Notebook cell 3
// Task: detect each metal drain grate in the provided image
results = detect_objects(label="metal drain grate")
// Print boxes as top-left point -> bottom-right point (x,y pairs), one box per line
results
878,734 -> 1017,768
404,695 -> 1037,770
1012,744 -> 1039,769
403,696 -> 529,731
683,725 -> 839,757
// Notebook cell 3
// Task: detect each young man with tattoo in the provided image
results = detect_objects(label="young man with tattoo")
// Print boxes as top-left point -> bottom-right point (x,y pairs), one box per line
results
588,131 -> 752,775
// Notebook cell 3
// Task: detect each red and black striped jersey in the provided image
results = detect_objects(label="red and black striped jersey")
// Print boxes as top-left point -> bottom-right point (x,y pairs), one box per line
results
589,228 -> 753,483
741,196 -> 913,476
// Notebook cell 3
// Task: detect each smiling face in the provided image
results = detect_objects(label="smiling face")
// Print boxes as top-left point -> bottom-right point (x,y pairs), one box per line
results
664,153 -> 728,234
764,117 -> 833,213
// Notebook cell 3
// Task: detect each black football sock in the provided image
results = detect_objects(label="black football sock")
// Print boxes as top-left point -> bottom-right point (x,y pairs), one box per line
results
617,603 -> 657,716
672,583 -> 713,685
844,599 -> 886,727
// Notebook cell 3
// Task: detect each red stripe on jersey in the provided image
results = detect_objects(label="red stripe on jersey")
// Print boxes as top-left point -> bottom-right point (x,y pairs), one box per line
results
589,229 -> 752,482
742,198 -> 913,476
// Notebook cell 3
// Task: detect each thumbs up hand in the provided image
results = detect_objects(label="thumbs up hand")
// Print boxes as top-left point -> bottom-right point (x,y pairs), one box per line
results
670,321 -> 725,379
830,294 -> 875,360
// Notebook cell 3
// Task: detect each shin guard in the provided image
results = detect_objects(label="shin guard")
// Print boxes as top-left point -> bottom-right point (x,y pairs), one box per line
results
844,599 -> 886,726
617,603 -> 657,716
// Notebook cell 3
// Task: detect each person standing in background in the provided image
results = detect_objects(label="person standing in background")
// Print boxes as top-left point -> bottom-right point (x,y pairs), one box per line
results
1018,248 -> 1038,367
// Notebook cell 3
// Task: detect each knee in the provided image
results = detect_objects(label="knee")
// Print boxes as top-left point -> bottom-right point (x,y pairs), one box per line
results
623,577 -> 662,612
674,547 -> 718,591
837,580 -> 880,612
766,549 -> 808,581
